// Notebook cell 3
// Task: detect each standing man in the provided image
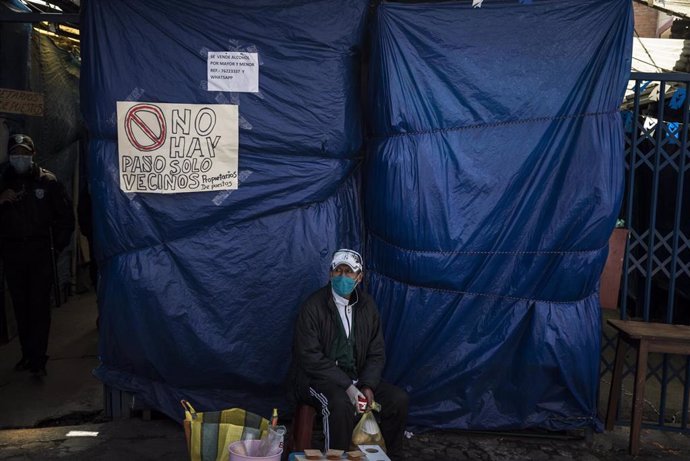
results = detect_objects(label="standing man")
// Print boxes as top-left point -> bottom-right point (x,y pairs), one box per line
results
0,134 -> 74,377
289,249 -> 408,456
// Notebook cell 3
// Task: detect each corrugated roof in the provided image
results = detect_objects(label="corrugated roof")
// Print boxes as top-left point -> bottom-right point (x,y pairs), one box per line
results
626,38 -> 686,102
633,37 -> 684,73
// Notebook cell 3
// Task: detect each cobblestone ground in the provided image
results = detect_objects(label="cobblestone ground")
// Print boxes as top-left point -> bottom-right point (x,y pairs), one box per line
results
395,429 -> 690,461
1,419 -> 689,461
399,431 -> 596,461
307,427 -> 690,461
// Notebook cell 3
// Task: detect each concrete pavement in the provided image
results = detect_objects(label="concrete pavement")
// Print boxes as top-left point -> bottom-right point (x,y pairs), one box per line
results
0,419 -> 187,461
0,291 -> 101,429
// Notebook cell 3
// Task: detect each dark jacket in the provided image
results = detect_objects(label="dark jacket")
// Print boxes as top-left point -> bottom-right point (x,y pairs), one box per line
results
0,164 -> 74,252
288,284 -> 386,402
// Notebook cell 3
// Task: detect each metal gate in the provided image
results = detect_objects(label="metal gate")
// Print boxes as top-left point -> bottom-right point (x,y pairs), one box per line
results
601,72 -> 690,432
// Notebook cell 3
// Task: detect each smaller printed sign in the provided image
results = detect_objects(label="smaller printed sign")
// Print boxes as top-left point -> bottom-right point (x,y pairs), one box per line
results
207,52 -> 259,93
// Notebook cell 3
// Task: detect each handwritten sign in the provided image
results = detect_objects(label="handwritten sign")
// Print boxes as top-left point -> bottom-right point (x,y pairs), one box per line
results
207,52 -> 259,93
117,102 -> 239,194
0,88 -> 44,116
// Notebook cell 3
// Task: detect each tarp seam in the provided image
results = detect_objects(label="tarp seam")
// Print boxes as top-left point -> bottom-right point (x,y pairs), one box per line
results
369,231 -> 609,255
371,109 -> 619,139
369,270 -> 598,305
95,135 -> 365,161
547,416 -> 597,421
100,160 -> 363,263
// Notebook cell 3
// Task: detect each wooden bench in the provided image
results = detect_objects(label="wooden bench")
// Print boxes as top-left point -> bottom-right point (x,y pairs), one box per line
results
605,319 -> 690,455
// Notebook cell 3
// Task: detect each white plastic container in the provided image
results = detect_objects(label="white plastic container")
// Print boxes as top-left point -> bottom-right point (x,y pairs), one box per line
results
357,444 -> 391,461
228,440 -> 282,461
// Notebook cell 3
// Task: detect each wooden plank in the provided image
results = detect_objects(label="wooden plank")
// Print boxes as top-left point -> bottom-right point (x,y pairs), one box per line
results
0,88 -> 44,117
648,340 -> 690,355
608,319 -> 690,342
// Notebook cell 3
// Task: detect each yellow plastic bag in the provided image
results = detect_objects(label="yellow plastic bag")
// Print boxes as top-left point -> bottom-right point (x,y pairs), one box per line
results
181,400 -> 269,461
350,402 -> 386,452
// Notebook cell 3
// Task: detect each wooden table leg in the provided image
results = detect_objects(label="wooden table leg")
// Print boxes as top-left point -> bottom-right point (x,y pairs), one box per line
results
606,337 -> 627,431
629,339 -> 649,456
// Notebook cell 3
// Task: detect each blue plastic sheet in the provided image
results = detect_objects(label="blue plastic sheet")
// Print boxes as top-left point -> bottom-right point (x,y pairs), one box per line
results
81,0 -> 633,431
80,0 -> 367,419
366,0 -> 632,430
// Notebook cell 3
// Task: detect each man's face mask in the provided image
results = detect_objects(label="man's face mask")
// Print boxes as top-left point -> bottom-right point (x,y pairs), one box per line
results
9,155 -> 33,174
331,275 -> 358,297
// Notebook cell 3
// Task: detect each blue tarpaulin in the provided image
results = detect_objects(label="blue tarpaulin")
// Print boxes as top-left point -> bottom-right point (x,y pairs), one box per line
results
80,0 -> 633,430
80,0 -> 368,419
366,0 -> 632,430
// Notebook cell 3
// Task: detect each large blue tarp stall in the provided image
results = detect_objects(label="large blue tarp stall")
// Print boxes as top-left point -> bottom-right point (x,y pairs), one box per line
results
366,0 -> 632,430
81,0 -> 634,431
80,0 -> 368,419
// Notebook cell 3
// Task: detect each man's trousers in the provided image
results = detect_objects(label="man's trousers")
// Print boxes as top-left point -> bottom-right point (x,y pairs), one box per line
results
2,240 -> 53,369
306,380 -> 409,456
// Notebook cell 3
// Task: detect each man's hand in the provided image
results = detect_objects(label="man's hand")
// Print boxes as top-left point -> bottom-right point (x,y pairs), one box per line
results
346,384 -> 367,413
0,189 -> 18,204
361,386 -> 375,409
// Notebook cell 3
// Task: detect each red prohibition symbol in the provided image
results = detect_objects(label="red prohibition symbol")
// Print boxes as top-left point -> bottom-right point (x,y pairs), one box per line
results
124,104 -> 166,152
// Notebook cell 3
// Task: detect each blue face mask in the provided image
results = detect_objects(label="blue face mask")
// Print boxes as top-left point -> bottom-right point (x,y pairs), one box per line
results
9,155 -> 32,174
331,275 -> 358,297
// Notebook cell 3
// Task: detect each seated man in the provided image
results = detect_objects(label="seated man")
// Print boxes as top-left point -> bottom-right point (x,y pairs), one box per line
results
289,249 -> 408,456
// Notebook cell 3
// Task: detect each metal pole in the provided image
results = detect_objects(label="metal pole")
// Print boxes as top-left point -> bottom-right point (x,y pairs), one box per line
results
682,356 -> 690,430
0,12 -> 79,23
642,82 -> 666,321
49,228 -> 61,308
621,80 -> 642,320
665,82 -> 690,323
71,144 -> 80,294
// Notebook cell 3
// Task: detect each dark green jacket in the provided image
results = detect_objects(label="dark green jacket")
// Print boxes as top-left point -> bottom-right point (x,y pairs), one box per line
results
288,284 -> 386,402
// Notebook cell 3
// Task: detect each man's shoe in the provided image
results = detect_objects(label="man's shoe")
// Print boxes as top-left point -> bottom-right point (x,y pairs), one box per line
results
14,357 -> 31,371
30,365 -> 47,378
29,356 -> 48,377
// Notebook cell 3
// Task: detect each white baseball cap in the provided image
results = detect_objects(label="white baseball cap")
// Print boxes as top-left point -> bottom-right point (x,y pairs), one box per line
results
331,249 -> 363,272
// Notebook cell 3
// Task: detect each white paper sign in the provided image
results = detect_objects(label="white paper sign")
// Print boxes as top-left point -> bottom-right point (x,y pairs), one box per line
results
116,102 -> 239,194
207,52 -> 259,93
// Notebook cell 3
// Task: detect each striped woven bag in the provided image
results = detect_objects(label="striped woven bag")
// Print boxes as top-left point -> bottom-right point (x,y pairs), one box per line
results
182,400 -> 269,461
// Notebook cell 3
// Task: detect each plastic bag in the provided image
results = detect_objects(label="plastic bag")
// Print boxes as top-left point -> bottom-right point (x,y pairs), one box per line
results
256,425 -> 286,457
350,402 -> 386,452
